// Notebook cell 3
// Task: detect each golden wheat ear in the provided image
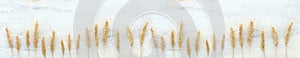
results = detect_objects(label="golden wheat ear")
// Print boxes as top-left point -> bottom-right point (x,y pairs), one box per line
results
139,22 -> 149,58
5,27 -> 14,58
247,21 -> 254,58
238,24 -> 245,58
127,27 -> 134,58
271,26 -> 278,58
76,35 -> 81,58
230,27 -> 236,58
61,40 -> 65,58
205,39 -> 210,58
178,22 -> 183,58
171,30 -> 175,58
195,31 -> 200,58
41,37 -> 46,58
67,33 -> 72,58
16,35 -> 21,58
50,30 -> 56,58
26,30 -> 31,58
285,22 -> 294,58
186,38 -> 191,58
85,27 -> 91,58
261,30 -> 265,58
160,36 -> 166,58
150,28 -> 159,58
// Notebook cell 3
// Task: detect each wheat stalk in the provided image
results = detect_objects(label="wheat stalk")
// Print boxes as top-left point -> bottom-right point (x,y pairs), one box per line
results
285,22 -> 294,58
139,22 -> 148,58
16,35 -> 20,58
116,31 -> 120,58
26,30 -> 31,58
103,21 -> 110,58
271,26 -> 278,58
171,30 -> 175,58
261,30 -> 265,58
61,40 -> 65,58
247,21 -> 254,58
127,27 -> 134,58
161,36 -> 166,58
178,23 -> 183,58
221,34 -> 225,58
213,35 -> 217,58
94,24 -> 100,58
186,38 -> 191,58
205,39 -> 210,58
151,28 -> 159,58
33,20 -> 39,58
230,27 -> 236,58
67,33 -> 72,58
5,27 -> 14,58
41,37 -> 46,58
85,28 -> 91,58
50,31 -> 56,58
195,31 -> 200,58
76,35 -> 81,58
239,24 -> 244,58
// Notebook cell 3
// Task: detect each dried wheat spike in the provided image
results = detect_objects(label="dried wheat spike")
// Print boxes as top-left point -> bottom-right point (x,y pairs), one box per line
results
186,38 -> 191,58
41,37 -> 46,58
127,27 -> 134,47
140,22 -> 148,46
247,21 -> 254,46
116,31 -> 120,52
103,21 -> 110,47
94,24 -> 99,48
50,30 -> 56,58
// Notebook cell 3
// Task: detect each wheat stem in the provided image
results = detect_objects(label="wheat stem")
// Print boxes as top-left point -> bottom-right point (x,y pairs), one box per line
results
61,40 -> 65,58
230,27 -> 236,58
221,34 -> 225,58
5,27 -> 14,58
271,26 -> 278,58
50,31 -> 56,58
187,38 -> 191,58
161,36 -> 166,58
247,21 -> 254,58
206,39 -> 210,58
261,30 -> 265,58
171,31 -> 175,58
76,35 -> 81,58
33,20 -> 39,58
16,35 -> 20,58
26,30 -> 30,58
285,22 -> 293,58
178,23 -> 183,58
85,28 -> 91,58
41,37 -> 46,58
139,22 -> 148,58
239,24 -> 244,58
150,28 -> 159,58
116,31 -> 121,58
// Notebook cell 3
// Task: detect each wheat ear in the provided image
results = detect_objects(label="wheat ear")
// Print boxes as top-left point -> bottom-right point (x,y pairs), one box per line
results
195,31 -> 200,58
16,35 -> 20,58
178,23 -> 183,58
206,39 -> 210,58
67,33 -> 72,58
5,27 -> 14,58
161,36 -> 166,58
213,35 -> 217,58
26,30 -> 31,58
187,38 -> 191,58
61,40 -> 65,58
247,21 -> 254,58
94,24 -> 100,58
76,35 -> 80,58
230,27 -> 236,58
140,22 -> 148,58
239,24 -> 244,58
271,26 -> 278,58
261,30 -> 265,58
103,21 -> 110,58
127,27 -> 134,58
221,34 -> 225,57
33,20 -> 39,58
116,31 -> 121,58
151,28 -> 159,58
41,37 -> 46,58
171,31 -> 175,58
50,31 -> 56,58
85,28 -> 91,58
285,22 -> 294,58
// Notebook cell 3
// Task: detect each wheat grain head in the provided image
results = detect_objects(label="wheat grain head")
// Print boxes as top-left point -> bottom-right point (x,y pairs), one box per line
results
94,24 -> 99,48
285,22 -> 294,46
247,21 -> 254,46
140,22 -> 148,46
271,26 -> 278,47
